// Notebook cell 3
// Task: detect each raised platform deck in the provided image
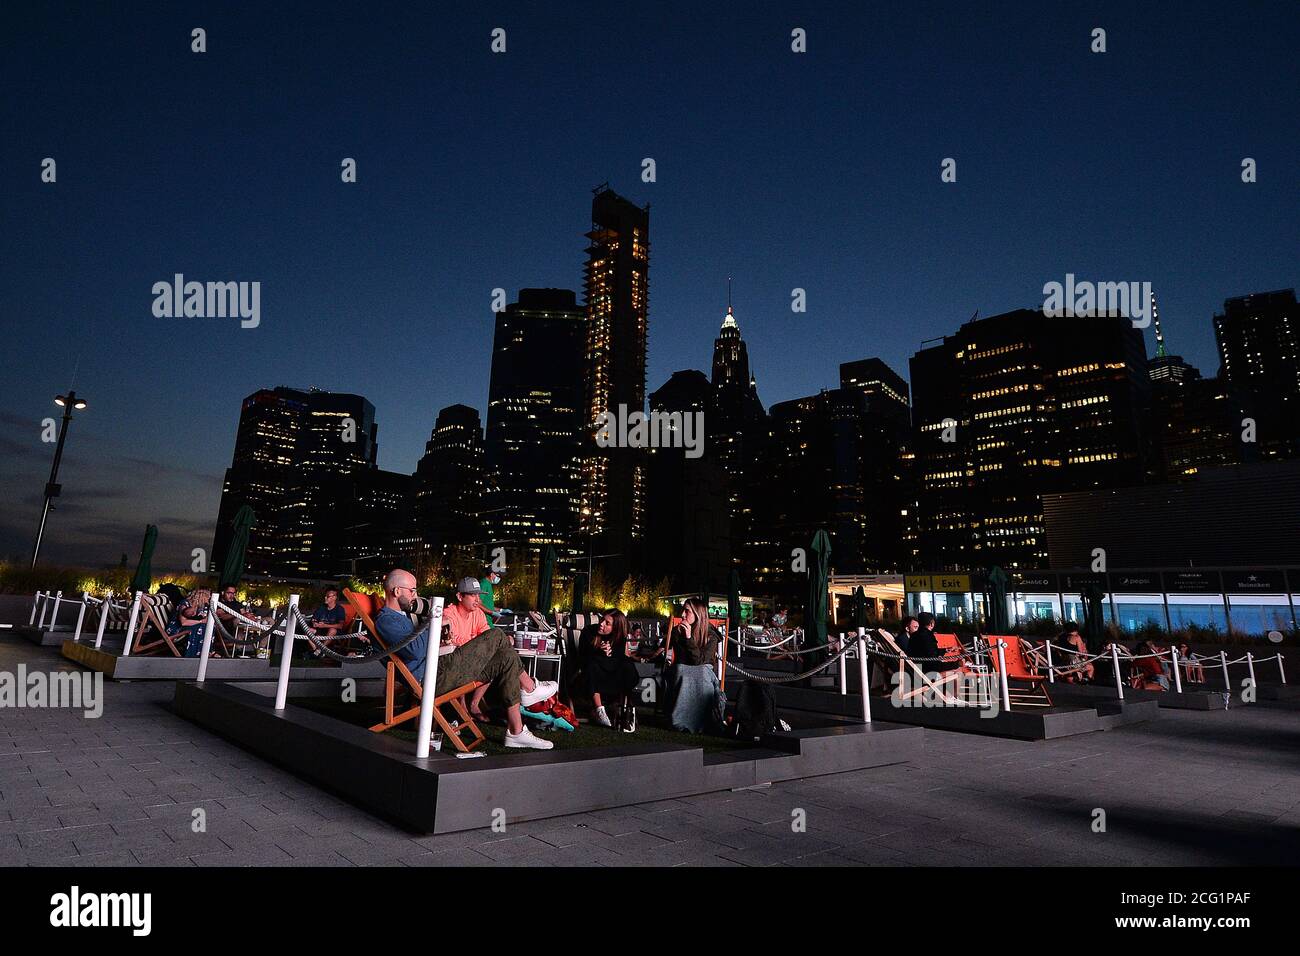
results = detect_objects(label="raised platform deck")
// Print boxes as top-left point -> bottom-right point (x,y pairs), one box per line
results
173,680 -> 925,833
61,638 -> 385,681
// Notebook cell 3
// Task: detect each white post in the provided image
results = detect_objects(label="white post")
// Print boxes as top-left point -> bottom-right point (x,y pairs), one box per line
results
1246,652 -> 1256,693
196,600 -> 219,683
121,591 -> 143,657
415,598 -> 447,758
273,594 -> 301,710
839,633 -> 848,696
29,591 -> 43,626
1044,639 -> 1055,683
996,639 -> 1011,712
1111,644 -> 1124,700
73,592 -> 89,642
1170,644 -> 1183,694
37,591 -> 55,628
49,590 -> 64,628
1279,653 -> 1287,685
856,627 -> 871,723
1220,650 -> 1230,691
94,590 -> 113,649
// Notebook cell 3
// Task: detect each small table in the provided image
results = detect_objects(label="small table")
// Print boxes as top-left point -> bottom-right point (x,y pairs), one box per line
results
511,630 -> 563,683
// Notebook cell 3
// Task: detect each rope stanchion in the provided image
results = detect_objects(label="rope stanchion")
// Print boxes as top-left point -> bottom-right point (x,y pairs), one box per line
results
122,591 -> 143,658
1220,651 -> 1230,691
1111,643 -> 1125,700
273,594 -> 301,710
857,626 -> 871,724
29,591 -> 43,626
839,633 -> 848,696
1246,652 -> 1256,693
1044,638 -> 1055,683
995,639 -> 1011,712
414,597 -> 446,759
94,590 -> 113,649
196,600 -> 219,683
1280,653 -> 1287,685
73,591 -> 89,642
1170,644 -> 1183,693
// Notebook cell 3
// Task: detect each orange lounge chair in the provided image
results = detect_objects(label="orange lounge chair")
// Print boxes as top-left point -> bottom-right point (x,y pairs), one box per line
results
984,635 -> 1053,708
875,629 -> 978,706
343,589 -> 484,754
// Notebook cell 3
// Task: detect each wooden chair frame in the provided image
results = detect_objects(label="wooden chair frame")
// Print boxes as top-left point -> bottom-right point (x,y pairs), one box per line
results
984,636 -> 1054,708
875,629 -> 976,706
130,594 -> 185,657
343,589 -> 484,754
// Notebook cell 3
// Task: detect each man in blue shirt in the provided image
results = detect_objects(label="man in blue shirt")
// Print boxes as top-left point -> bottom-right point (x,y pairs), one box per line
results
310,587 -> 348,638
374,568 -> 556,750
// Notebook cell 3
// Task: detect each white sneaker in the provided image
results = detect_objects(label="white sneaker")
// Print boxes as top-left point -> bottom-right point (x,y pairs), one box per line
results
594,705 -> 612,727
505,726 -> 554,750
521,680 -> 558,707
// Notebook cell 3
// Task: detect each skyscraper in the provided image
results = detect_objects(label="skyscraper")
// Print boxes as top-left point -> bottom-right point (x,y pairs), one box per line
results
578,185 -> 650,581
414,404 -> 485,566
909,309 -> 1147,570
484,289 -> 586,554
710,288 -> 768,568
1214,288 -> 1300,459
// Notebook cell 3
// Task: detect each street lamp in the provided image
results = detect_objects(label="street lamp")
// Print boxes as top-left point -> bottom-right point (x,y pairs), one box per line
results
31,390 -> 88,567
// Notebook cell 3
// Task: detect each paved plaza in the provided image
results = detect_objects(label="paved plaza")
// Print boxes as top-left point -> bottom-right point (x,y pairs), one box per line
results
2,634 -> 1298,867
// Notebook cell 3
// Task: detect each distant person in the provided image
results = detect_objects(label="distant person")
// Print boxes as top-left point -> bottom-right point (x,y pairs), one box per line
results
167,588 -> 212,658
373,569 -> 556,749
906,612 -> 961,675
1055,622 -> 1094,683
479,564 -> 508,623
895,615 -> 919,654
666,597 -> 724,733
580,609 -> 641,729
1133,639 -> 1169,691
310,587 -> 349,639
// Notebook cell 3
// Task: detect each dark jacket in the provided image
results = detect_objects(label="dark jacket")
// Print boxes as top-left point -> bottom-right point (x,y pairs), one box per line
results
907,626 -> 961,672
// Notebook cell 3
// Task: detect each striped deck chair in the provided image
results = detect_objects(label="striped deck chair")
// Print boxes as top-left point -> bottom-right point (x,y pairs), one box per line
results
342,589 -> 484,753
130,593 -> 186,657
984,635 -> 1053,708
875,629 -> 971,706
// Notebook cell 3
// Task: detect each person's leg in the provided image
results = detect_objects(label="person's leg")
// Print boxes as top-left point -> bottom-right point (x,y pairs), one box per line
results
469,681 -> 492,717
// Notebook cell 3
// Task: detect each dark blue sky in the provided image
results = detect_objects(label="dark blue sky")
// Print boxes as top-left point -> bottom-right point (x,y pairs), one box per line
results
2,1 -> 1297,567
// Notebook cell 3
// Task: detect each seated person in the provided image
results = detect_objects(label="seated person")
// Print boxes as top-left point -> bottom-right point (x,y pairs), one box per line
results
167,588 -> 212,658
310,587 -> 349,638
1174,641 -> 1204,683
1133,640 -> 1169,691
666,598 -> 724,733
580,609 -> 641,729
372,570 -> 556,749
1054,622 -> 1094,683
631,622 -> 665,663
906,612 -> 962,674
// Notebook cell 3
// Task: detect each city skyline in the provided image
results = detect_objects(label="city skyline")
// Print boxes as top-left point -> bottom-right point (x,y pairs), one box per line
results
4,2 -> 1298,568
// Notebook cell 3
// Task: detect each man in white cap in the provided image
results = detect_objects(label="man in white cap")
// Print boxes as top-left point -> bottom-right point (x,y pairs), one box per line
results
375,570 -> 556,750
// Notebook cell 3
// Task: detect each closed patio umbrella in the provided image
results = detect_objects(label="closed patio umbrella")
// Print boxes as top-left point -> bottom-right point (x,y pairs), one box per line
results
1080,583 -> 1106,653
728,569 -> 743,642
536,545 -> 556,613
853,585 -> 868,630
129,524 -> 158,594
571,571 -> 586,615
806,530 -> 831,650
984,565 -> 1010,633
218,505 -> 255,591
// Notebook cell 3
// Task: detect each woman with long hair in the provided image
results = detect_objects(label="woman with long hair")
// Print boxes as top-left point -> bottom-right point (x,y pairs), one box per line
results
580,608 -> 641,730
168,587 -> 212,658
666,597 -> 724,732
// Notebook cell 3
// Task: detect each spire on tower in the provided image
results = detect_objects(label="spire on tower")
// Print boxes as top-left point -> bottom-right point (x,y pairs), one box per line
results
721,277 -> 737,329
1152,292 -> 1167,358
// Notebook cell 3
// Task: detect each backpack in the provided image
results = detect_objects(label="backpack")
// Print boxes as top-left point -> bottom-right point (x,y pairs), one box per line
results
734,679 -> 778,741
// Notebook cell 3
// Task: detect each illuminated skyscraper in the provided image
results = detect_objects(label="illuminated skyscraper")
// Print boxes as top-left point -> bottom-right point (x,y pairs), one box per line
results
414,404 -> 485,565
1214,288 -> 1300,459
578,185 -> 650,580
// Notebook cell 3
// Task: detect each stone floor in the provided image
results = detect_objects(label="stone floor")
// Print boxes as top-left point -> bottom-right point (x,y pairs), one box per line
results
2,633 -> 1298,866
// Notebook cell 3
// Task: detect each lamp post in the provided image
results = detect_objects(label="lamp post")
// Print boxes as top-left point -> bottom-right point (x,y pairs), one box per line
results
31,390 -> 88,568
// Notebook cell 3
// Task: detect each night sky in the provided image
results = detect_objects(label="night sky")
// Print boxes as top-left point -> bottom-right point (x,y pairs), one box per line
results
2,1 -> 1296,568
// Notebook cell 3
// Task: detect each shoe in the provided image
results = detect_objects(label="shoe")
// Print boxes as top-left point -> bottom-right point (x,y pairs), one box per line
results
505,726 -> 554,750
521,680 -> 558,707
594,705 -> 613,727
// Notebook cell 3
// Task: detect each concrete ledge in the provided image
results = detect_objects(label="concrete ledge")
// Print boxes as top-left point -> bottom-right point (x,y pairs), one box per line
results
173,680 -> 924,833
764,684 -> 1154,740
16,625 -> 72,647
1049,680 -> 1240,710
61,639 -> 385,681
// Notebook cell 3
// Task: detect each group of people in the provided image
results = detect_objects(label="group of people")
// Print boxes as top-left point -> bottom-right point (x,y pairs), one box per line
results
161,584 -> 361,659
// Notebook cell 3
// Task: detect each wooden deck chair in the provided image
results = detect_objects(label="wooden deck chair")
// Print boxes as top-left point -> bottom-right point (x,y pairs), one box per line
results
985,635 -> 1053,708
342,589 -> 484,753
130,593 -> 185,657
874,629 -> 970,706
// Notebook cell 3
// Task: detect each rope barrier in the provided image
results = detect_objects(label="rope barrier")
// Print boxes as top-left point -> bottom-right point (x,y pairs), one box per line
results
725,635 -> 861,683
